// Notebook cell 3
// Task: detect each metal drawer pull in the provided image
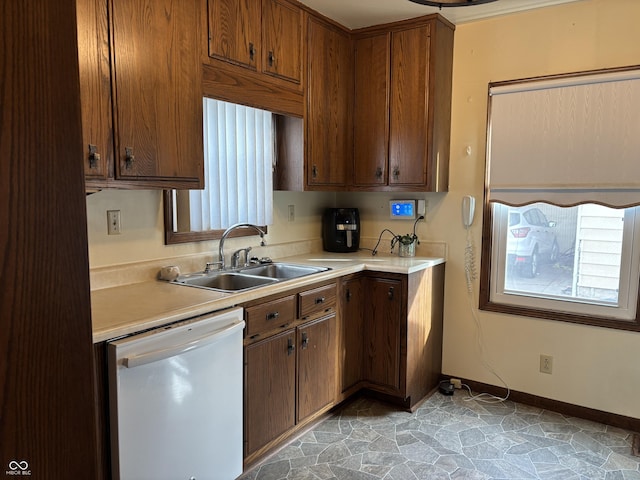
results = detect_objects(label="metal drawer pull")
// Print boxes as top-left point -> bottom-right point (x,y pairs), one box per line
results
266,311 -> 279,320
315,297 -> 325,304
388,287 -> 394,300
301,332 -> 309,349
287,338 -> 295,356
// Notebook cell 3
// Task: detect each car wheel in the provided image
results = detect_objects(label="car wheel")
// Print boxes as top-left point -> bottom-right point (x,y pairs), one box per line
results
519,248 -> 539,278
549,240 -> 559,263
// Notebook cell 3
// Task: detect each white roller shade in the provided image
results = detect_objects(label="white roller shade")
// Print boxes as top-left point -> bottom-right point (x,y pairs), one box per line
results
487,67 -> 640,207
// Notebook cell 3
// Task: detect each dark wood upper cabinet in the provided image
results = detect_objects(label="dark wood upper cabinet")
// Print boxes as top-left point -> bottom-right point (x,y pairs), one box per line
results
79,0 -> 204,190
207,0 -> 303,85
262,0 -> 303,84
77,0 -> 113,182
352,17 -> 454,192
208,0 -> 261,69
305,17 -> 353,189
353,33 -> 391,186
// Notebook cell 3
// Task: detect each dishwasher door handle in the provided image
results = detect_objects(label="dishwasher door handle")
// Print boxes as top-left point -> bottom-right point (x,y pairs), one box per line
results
122,320 -> 245,368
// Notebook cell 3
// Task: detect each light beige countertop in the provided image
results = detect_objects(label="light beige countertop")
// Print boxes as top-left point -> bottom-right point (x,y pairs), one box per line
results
91,252 -> 444,343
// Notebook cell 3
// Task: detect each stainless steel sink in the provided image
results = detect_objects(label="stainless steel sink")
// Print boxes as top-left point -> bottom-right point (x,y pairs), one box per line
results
239,263 -> 330,280
171,263 -> 330,293
173,272 -> 277,292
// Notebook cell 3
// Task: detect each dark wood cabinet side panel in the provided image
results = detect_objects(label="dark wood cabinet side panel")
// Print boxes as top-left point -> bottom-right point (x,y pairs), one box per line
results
405,264 -> 445,404
245,331 -> 296,456
1,1 -> 98,474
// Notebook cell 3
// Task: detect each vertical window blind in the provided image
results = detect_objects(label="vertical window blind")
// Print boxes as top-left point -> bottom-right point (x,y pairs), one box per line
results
189,98 -> 274,231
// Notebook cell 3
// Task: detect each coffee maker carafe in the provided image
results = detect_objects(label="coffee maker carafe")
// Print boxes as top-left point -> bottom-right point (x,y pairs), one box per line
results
322,208 -> 360,253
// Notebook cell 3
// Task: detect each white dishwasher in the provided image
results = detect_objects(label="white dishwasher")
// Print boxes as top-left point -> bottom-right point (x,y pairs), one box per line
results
107,307 -> 244,480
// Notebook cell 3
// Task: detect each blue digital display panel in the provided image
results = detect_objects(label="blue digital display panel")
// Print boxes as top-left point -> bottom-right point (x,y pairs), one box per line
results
390,200 -> 415,219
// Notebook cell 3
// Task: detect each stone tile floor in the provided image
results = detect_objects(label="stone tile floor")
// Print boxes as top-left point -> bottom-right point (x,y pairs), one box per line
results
239,391 -> 640,480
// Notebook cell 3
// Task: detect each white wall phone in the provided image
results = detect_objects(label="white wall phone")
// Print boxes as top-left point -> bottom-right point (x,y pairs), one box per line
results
462,195 -> 476,228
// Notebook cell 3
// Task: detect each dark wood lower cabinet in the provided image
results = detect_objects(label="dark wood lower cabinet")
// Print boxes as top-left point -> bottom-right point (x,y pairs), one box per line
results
340,275 -> 364,393
297,314 -> 338,422
363,276 -> 403,394
244,330 -> 297,457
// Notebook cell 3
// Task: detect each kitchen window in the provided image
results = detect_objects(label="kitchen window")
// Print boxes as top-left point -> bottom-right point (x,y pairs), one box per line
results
479,66 -> 640,331
164,98 -> 274,244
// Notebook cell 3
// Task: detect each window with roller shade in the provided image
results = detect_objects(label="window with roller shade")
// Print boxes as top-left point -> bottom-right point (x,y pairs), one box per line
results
480,66 -> 640,331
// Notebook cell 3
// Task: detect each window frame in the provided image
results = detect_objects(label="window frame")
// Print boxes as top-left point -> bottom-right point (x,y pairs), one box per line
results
162,190 -> 267,245
479,199 -> 640,332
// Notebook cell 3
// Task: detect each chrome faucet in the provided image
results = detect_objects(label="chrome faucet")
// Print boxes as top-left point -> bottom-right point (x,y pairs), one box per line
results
218,223 -> 266,270
231,247 -> 252,269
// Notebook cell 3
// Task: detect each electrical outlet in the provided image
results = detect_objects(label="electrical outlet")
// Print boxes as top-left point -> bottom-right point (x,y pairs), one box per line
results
107,210 -> 121,235
450,378 -> 462,389
287,204 -> 295,222
539,354 -> 553,374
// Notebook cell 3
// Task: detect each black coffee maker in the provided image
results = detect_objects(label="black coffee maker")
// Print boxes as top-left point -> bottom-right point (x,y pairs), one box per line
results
322,208 -> 360,253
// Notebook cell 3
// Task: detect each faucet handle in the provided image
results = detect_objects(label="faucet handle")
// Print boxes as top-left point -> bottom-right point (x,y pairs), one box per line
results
204,261 -> 223,273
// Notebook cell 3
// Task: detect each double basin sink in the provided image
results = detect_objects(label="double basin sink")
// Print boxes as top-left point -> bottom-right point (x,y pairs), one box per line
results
172,263 -> 331,293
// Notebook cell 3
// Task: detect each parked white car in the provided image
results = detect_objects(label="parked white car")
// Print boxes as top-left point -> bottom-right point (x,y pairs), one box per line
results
507,206 -> 559,278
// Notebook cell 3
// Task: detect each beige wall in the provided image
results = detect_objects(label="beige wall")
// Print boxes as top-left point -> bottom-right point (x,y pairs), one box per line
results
86,189 -> 335,267
435,0 -> 640,419
86,0 -> 640,418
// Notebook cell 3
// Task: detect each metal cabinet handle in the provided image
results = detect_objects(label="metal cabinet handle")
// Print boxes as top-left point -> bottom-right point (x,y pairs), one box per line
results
287,337 -> 295,356
375,167 -> 383,180
88,144 -> 100,169
312,165 -> 318,178
315,297 -> 325,305
268,51 -> 274,67
125,147 -> 135,169
392,167 -> 400,180
249,42 -> 256,61
388,287 -> 394,300
301,332 -> 309,349
266,311 -> 279,321
346,289 -> 352,302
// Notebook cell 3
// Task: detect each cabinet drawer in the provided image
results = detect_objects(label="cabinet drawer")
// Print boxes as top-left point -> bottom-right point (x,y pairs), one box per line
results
246,295 -> 296,338
299,283 -> 337,319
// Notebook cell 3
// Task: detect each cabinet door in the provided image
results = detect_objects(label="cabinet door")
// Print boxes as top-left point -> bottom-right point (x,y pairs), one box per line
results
111,0 -> 204,184
341,276 -> 364,392
245,330 -> 296,456
77,0 -> 113,182
306,18 -> 352,188
353,33 -> 390,186
262,0 -> 302,84
297,314 -> 337,422
363,277 -> 402,392
389,25 -> 430,186
208,0 -> 261,69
